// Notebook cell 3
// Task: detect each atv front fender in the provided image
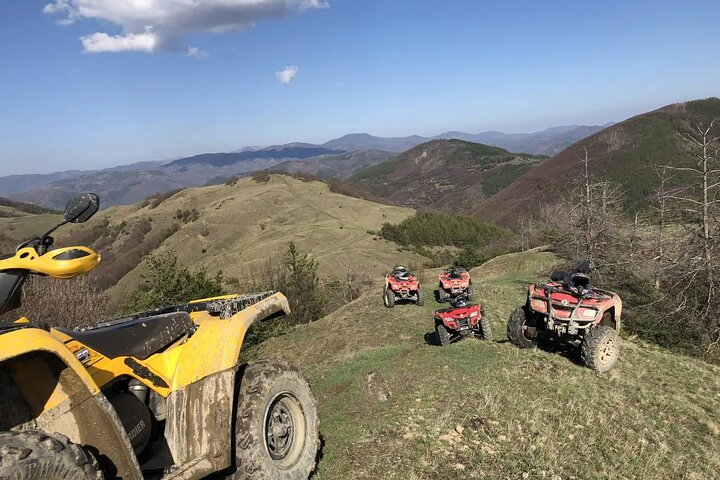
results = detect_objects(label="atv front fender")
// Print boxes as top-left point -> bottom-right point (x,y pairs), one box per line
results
171,292 -> 290,389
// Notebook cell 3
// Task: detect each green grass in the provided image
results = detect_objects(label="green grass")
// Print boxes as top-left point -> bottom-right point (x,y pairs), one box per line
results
253,249 -> 720,479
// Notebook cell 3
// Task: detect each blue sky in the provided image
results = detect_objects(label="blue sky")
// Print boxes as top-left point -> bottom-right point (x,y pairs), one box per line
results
1,0 -> 719,175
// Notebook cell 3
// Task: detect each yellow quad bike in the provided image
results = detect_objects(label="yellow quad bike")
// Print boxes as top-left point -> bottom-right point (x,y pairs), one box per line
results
0,194 -> 320,480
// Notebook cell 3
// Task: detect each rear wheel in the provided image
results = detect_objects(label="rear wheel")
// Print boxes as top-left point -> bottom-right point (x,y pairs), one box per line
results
506,307 -> 537,348
466,284 -> 474,301
231,361 -> 319,479
383,288 -> 395,308
416,288 -> 425,306
436,323 -> 451,346
0,430 -> 103,479
581,325 -> 620,372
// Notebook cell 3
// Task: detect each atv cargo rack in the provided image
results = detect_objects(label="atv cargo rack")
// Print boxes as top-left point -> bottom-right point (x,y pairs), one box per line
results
80,292 -> 278,331
530,285 -> 616,335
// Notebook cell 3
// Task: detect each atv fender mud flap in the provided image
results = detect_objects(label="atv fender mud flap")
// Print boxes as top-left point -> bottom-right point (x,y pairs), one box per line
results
162,368 -> 236,480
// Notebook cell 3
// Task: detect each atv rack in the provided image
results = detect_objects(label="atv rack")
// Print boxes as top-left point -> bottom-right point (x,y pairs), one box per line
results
531,285 -> 616,335
81,291 -> 277,331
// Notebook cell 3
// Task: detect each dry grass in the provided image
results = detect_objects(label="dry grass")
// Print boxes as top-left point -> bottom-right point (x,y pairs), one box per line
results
0,175 -> 424,310
254,249 -> 720,479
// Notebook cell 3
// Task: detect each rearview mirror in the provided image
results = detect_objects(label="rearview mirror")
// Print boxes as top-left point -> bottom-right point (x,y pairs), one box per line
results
64,193 -> 100,223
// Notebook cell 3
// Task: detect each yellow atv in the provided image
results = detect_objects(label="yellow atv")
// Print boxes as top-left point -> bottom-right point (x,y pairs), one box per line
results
0,194 -> 320,479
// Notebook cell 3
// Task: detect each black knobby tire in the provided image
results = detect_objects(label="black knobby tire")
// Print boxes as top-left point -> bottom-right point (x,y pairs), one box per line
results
0,430 -> 103,480
466,284 -> 474,302
437,285 -> 448,302
477,317 -> 492,341
416,288 -> 425,307
580,325 -> 620,372
436,323 -> 451,346
506,307 -> 537,349
383,288 -> 395,308
231,361 -> 319,480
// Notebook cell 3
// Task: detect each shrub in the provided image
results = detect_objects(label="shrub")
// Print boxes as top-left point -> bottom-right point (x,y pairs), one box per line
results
380,212 -> 510,249
118,251 -> 225,315
0,275 -> 108,329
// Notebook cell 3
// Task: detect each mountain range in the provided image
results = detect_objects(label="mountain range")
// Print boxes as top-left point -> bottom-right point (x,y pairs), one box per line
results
0,124 -> 607,210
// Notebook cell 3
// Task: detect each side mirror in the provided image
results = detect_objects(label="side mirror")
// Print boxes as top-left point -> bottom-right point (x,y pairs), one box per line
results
64,193 -> 100,224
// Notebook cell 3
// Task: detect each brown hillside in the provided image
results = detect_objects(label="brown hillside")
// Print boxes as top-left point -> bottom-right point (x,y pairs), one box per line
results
349,139 -> 545,212
478,97 -> 720,226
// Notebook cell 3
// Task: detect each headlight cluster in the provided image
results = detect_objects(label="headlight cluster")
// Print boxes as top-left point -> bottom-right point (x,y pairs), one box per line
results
469,311 -> 479,317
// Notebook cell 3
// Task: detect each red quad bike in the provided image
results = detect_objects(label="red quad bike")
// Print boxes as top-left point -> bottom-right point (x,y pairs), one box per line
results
507,261 -> 623,372
438,267 -> 473,301
433,295 -> 492,346
384,265 -> 424,308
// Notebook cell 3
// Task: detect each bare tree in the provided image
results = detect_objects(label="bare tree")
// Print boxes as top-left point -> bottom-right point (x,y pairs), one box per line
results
658,118 -> 720,349
563,148 -> 625,262
651,165 -> 675,289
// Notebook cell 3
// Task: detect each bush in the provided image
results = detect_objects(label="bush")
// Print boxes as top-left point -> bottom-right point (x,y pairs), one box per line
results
118,251 -> 225,315
0,275 -> 109,329
380,212 -> 509,249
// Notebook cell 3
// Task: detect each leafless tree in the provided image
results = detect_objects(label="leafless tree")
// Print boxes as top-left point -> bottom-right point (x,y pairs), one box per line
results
561,148 -> 625,263
658,118 -> 720,349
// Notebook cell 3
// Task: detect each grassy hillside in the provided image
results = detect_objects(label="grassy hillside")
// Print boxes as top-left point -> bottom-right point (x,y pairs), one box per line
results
0,197 -> 59,217
479,97 -> 720,226
254,249 -> 720,479
350,139 -> 545,212
20,174 -> 423,308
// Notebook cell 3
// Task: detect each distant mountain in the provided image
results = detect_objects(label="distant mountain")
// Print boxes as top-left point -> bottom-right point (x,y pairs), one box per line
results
349,139 -> 546,211
320,125 -> 608,156
477,98 -> 720,226
165,146 -> 345,168
12,147 -> 377,210
323,134 -> 429,153
433,124 -> 611,155
0,171 -> 87,197
0,123 -> 607,209
271,150 -> 395,179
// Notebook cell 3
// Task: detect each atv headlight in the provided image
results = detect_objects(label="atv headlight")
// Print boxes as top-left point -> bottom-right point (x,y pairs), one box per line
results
469,311 -> 478,317
578,308 -> 597,318
530,299 -> 547,312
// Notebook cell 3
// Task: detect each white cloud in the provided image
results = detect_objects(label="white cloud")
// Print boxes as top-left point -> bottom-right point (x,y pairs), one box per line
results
81,31 -> 157,54
276,65 -> 299,84
44,0 -> 329,54
186,46 -> 207,58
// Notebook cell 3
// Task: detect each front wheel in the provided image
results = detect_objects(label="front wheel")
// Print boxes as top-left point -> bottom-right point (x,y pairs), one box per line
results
436,323 -> 451,346
231,361 -> 319,479
466,284 -> 474,302
383,288 -> 395,308
476,317 -> 492,341
580,325 -> 620,372
416,288 -> 425,306
0,430 -> 103,479
437,285 -> 448,302
506,307 -> 537,348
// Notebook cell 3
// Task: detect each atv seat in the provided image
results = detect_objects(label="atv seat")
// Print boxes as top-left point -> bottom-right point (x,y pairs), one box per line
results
56,312 -> 194,360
